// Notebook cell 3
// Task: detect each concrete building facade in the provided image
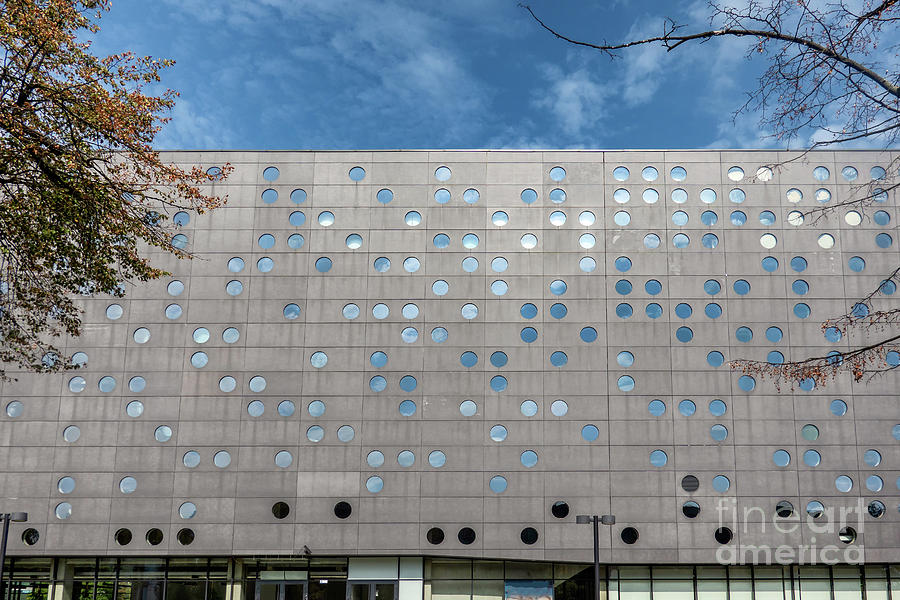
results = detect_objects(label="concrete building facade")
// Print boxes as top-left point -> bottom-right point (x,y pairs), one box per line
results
1,150 -> 898,600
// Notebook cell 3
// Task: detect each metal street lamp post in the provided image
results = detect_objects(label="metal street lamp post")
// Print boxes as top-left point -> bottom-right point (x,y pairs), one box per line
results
0,512 -> 27,600
576,514 -> 615,600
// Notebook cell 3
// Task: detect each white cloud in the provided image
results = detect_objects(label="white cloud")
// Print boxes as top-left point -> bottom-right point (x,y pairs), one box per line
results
154,98 -> 234,150
159,0 -> 494,145
533,64 -> 608,137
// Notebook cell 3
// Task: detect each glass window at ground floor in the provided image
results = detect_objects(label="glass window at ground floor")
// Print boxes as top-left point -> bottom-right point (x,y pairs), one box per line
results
1,559 -> 899,600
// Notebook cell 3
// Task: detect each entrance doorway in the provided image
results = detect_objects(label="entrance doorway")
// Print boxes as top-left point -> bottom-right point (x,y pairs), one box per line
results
349,582 -> 396,600
256,581 -> 307,600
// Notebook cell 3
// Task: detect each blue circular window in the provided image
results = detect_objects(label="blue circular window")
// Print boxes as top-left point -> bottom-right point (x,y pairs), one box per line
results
678,400 -> 696,416
848,256 -> 865,272
705,303 -> 722,319
399,375 -> 417,392
645,280 -> 662,295
615,303 -> 633,319
738,375 -> 756,391
521,188 -> 538,204
521,327 -> 538,343
550,352 -> 568,367
675,303 -> 692,319
650,450 -> 668,467
648,400 -> 666,416
707,351 -> 724,367
617,376 -> 635,392
736,327 -> 753,342
767,351 -> 784,364
731,211 -> 747,225
520,303 -> 538,319
550,303 -> 567,319
766,327 -> 783,342
615,257 -> 632,272
490,352 -> 508,368
825,327 -> 842,342
617,351 -> 634,368
315,257 -> 332,272
376,188 -> 393,204
704,280 -> 721,295
431,327 -> 448,343
616,280 -> 632,295
369,376 -> 386,392
761,256 -> 779,272
490,376 -> 508,392
733,280 -> 750,295
794,303 -> 811,318
370,352 -> 388,368
580,327 -> 598,343
646,303 -> 663,319
675,327 -> 693,342
349,166 -> 366,181
790,256 -> 808,272
549,280 -> 567,295
877,233 -> 893,248
792,280 -> 809,295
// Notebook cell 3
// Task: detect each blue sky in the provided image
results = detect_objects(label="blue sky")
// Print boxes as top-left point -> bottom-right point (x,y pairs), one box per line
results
93,1 -> 805,149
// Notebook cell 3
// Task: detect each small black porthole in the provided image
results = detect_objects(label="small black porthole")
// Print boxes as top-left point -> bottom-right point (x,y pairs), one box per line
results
520,527 -> 539,545
458,527 -> 476,545
334,501 -> 352,519
426,527 -> 444,545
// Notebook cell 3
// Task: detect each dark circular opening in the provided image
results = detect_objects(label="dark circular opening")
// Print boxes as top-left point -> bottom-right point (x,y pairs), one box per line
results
458,527 -> 476,545
839,526 -> 857,544
520,527 -> 539,545
620,527 -> 639,545
426,527 -> 445,545
272,502 -> 290,519
681,475 -> 700,492
714,527 -> 733,544
177,528 -> 194,546
21,528 -> 39,546
334,501 -> 352,519
775,501 -> 794,518
145,528 -> 164,546
551,501 -> 570,519
114,528 -> 132,546
682,501 -> 700,518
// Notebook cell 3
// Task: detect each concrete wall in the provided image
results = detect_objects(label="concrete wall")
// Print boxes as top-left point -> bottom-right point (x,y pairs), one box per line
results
1,150 -> 898,563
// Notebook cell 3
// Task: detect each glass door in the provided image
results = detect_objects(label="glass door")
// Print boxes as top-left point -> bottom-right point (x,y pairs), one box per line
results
256,582 -> 307,600
348,583 -> 395,600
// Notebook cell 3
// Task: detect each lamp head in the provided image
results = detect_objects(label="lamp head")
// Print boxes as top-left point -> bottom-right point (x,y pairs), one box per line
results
575,515 -> 592,524
600,514 -> 616,525
9,512 -> 27,522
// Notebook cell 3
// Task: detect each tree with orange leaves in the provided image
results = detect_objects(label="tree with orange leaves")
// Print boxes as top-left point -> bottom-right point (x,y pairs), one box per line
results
0,0 -> 230,378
